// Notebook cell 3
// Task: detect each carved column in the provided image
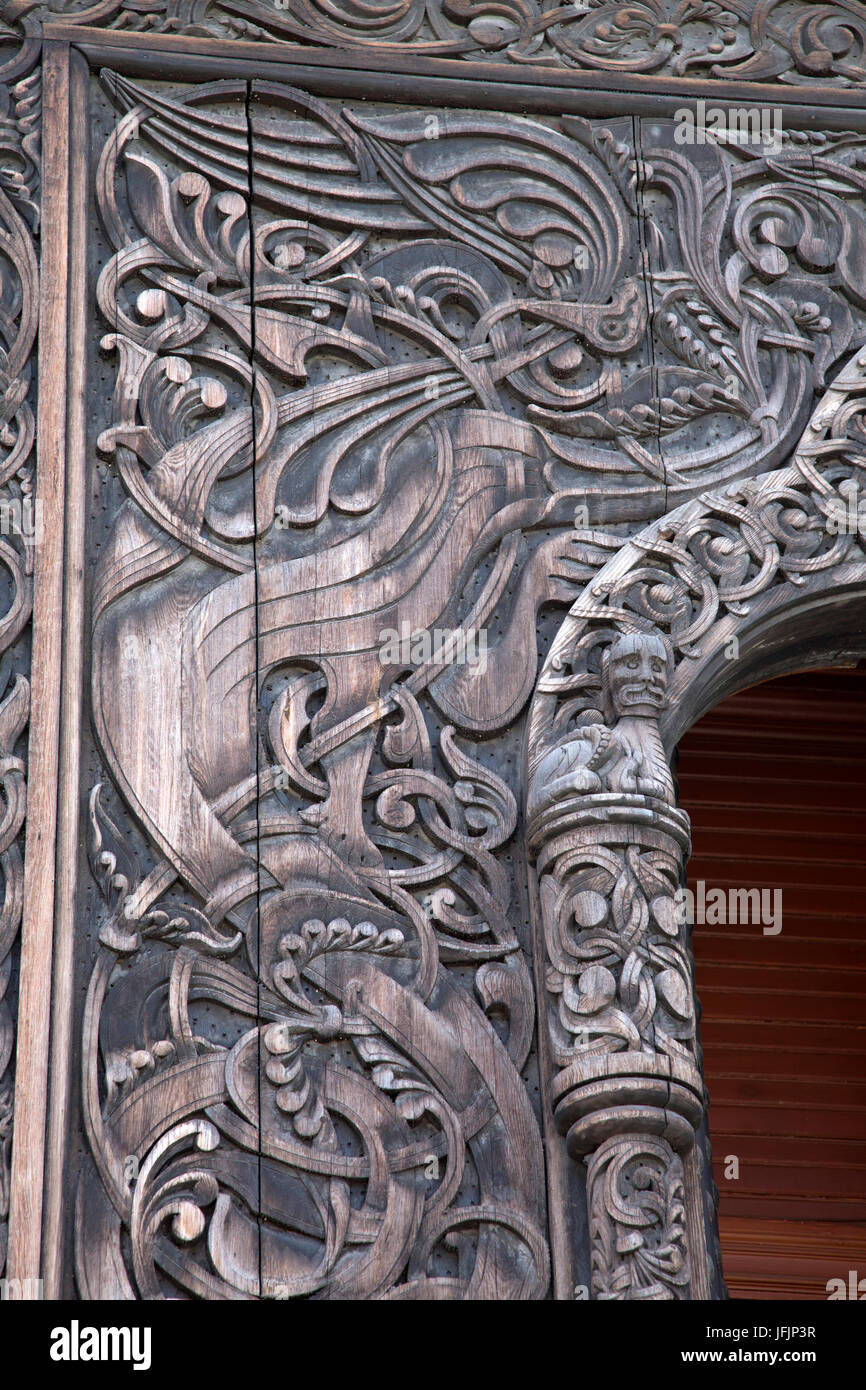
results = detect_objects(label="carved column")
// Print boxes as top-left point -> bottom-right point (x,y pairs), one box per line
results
527,632 -> 703,1299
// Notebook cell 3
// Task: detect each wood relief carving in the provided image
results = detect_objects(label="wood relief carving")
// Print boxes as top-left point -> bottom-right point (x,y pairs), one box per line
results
0,42 -> 37,1283
79,74 -> 595,1301
0,0 -> 860,1296
17,1 -> 866,87
526,344 -> 866,1299
62,59 -> 866,1299
527,632 -> 697,1299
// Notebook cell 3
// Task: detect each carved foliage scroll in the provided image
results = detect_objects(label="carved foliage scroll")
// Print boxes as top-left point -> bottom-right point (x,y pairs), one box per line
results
22,1 -> 866,87
71,62 -> 866,1299
78,75 -> 593,1301
526,345 -> 866,1299
526,629 -> 699,1299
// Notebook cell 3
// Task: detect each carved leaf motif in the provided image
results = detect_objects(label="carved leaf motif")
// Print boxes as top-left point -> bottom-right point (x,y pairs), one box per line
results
36,2 -> 866,88
588,1136 -> 690,1300
60,52 -> 866,1305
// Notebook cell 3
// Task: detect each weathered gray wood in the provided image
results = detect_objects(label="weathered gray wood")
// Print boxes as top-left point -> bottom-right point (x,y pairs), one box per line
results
59,66 -> 866,1302
41,2 -> 866,98
41,45 -> 90,1303
526,349 -> 866,1298
0,41 -> 38,1294
3,7 -> 866,1302
6,41 -> 69,1295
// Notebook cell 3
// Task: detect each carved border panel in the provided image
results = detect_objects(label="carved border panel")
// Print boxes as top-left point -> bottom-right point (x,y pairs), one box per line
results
12,2 -> 866,87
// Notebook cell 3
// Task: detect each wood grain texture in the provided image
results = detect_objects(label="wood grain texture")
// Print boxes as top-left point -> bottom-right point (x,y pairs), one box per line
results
7,42 -> 68,1293
526,350 -> 866,1297
33,2 -> 866,91
65,66 -> 866,1301
40,46 -> 90,1301
526,633 -> 701,1299
74,71 -> 584,1300
0,42 -> 39,1288
34,24 -> 866,132
5,18 -> 866,1302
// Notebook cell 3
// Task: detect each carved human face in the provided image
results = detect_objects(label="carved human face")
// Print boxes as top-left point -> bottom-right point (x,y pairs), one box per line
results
608,634 -> 669,717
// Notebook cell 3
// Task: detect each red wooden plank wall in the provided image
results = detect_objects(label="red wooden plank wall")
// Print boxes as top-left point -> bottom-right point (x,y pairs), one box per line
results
679,667 -> 866,1300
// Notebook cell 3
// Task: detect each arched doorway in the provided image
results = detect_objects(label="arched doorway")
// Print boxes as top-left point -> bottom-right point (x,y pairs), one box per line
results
681,666 -> 866,1299
524,349 -> 866,1297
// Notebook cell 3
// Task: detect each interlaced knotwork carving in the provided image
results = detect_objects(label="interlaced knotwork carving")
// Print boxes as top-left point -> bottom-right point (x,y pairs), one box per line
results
1,0 -> 865,1310
55,58 -> 866,1301
588,1134 -> 689,1302
526,345 -> 866,1299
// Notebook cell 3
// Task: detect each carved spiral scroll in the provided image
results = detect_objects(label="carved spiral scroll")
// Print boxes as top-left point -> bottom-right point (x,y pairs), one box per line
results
526,345 -> 866,1299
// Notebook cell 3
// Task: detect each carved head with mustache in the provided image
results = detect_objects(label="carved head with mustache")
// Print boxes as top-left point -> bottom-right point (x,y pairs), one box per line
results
604,632 -> 672,720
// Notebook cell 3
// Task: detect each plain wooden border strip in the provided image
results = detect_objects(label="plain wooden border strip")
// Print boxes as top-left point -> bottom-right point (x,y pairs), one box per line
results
685,1147 -> 712,1299
6,41 -> 71,1292
40,46 -> 90,1302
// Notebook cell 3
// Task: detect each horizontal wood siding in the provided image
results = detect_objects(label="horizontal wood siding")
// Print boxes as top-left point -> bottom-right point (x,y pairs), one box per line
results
679,669 -> 866,1299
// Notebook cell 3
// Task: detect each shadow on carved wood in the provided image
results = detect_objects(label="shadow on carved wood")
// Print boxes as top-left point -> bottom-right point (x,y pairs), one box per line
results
526,345 -> 866,1298
54,63 -> 866,1298
14,1 -> 866,87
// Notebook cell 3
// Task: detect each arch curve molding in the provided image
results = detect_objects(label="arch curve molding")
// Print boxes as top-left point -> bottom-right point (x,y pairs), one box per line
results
525,342 -> 866,1301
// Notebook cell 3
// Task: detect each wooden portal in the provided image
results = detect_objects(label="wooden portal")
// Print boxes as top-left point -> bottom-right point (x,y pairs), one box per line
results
684,668 -> 866,1298
1,2 -> 866,1301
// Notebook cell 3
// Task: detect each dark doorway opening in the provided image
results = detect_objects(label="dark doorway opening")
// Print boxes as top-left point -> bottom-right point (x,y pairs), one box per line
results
679,668 -> 866,1299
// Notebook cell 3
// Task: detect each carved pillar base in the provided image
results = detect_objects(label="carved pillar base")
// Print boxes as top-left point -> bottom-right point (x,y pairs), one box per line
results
586,1134 -> 690,1300
531,799 -> 701,1298
526,625 -> 706,1298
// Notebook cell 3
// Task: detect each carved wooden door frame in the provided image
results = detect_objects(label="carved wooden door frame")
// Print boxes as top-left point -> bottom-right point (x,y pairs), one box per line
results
2,7 -> 866,1301
526,348 -> 866,1298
